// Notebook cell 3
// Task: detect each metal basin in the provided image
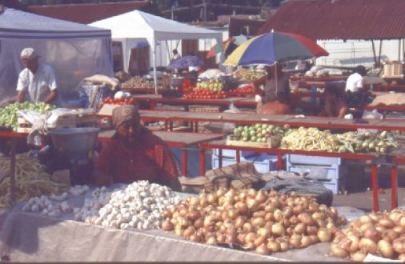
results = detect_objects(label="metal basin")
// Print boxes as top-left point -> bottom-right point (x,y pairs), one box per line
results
48,127 -> 100,159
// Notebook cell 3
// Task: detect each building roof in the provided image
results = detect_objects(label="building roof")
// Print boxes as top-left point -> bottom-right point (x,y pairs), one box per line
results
258,0 -> 405,40
229,17 -> 266,37
27,1 -> 151,24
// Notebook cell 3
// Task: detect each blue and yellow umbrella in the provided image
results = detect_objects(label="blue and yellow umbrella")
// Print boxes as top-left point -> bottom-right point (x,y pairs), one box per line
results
224,31 -> 329,66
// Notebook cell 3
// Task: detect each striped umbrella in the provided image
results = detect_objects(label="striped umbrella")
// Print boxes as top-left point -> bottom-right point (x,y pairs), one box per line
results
224,30 -> 328,66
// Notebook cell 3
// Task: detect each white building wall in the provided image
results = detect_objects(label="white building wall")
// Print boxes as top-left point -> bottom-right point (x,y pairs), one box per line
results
315,39 -> 405,67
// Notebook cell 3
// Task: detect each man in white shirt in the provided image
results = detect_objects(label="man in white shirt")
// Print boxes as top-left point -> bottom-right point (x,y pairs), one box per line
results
345,65 -> 367,92
16,48 -> 58,103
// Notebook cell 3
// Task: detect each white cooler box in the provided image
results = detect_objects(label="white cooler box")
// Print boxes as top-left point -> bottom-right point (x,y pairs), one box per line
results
286,154 -> 341,194
211,149 -> 280,174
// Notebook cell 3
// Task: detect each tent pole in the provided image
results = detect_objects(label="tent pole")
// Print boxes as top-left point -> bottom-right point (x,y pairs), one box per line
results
371,40 -> 377,66
378,40 -> 383,66
152,38 -> 158,95
399,39 -> 401,61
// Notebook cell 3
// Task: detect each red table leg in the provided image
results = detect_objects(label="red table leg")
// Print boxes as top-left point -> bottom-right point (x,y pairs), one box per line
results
195,122 -> 199,133
391,166 -> 398,209
236,150 -> 240,163
371,164 -> 379,212
199,149 -> 206,176
181,149 -> 188,177
164,121 -> 168,131
276,153 -> 283,170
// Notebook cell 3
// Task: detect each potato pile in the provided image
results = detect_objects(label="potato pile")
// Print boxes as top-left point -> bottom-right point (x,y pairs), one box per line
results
161,188 -> 347,255
330,209 -> 405,261
0,153 -> 68,208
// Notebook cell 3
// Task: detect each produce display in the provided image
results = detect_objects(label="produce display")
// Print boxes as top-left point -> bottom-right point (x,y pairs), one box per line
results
80,181 -> 181,230
196,80 -> 224,92
227,85 -> 257,97
233,69 -> 266,81
24,181 -> 181,230
330,209 -> 405,261
102,97 -> 136,105
183,89 -> 227,100
0,102 -> 53,130
281,127 -> 398,154
161,188 -> 346,255
0,153 -> 68,208
121,76 -> 164,90
230,124 -> 288,143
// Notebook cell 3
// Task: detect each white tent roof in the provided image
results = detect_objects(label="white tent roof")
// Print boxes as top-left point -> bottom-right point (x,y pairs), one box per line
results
0,8 -> 110,38
90,10 -> 222,41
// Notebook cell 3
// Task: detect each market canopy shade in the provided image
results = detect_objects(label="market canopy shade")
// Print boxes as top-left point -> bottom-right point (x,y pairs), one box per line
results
224,30 -> 328,66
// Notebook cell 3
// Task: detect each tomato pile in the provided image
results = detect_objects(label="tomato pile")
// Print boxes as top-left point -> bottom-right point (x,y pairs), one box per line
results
103,97 -> 137,105
183,89 -> 227,100
227,85 -> 257,96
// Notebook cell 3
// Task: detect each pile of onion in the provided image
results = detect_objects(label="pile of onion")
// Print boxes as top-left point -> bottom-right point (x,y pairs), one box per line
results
161,188 -> 347,255
330,209 -> 405,261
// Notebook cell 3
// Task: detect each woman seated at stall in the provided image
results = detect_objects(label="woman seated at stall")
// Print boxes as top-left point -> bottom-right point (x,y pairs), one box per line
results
95,105 -> 181,191
320,83 -> 348,118
256,64 -> 292,115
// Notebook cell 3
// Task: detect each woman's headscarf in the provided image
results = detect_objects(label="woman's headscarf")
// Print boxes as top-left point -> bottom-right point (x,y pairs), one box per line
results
112,105 -> 140,129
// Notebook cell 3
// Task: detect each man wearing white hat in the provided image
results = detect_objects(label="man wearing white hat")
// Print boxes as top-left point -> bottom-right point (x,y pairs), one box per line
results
16,48 -> 58,103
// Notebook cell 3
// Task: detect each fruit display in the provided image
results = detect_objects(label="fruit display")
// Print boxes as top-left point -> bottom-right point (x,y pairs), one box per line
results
230,124 -> 288,143
183,89 -> 227,100
233,69 -> 266,82
0,153 -> 68,208
0,102 -> 54,131
227,85 -> 257,97
330,209 -> 405,261
161,188 -> 347,255
281,127 -> 398,154
102,97 -> 136,105
121,76 -> 164,90
196,80 -> 224,92
335,130 -> 398,154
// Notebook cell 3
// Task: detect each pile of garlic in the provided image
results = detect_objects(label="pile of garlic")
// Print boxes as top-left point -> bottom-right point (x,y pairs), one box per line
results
83,181 -> 181,230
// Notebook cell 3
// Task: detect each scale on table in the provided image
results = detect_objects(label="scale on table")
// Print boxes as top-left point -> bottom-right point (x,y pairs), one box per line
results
47,127 -> 100,185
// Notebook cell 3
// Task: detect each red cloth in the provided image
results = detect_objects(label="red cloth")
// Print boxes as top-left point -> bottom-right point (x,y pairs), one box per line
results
96,128 -> 179,185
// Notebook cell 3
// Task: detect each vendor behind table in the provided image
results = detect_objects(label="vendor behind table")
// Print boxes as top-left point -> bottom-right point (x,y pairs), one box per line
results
94,105 -> 181,191
16,47 -> 58,104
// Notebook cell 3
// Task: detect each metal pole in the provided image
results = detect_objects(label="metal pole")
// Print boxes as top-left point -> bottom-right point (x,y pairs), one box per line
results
9,138 -> 16,207
371,40 -> 377,66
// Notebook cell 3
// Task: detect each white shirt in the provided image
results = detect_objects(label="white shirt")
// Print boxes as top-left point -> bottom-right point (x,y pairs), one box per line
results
16,63 -> 57,103
345,72 -> 363,92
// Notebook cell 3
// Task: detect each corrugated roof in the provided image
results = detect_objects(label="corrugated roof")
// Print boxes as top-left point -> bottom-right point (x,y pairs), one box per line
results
27,1 -> 151,24
258,0 -> 405,40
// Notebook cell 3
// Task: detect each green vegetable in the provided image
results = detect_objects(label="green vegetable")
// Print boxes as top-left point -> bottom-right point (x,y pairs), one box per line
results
0,102 -> 54,131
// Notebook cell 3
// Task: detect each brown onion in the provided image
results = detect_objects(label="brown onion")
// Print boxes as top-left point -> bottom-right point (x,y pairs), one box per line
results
301,236 -> 312,248
379,218 -> 395,229
330,243 -> 349,258
294,223 -> 306,235
377,240 -> 395,259
298,213 -> 314,225
206,236 -> 217,245
257,227 -> 271,238
161,220 -> 174,231
399,254 -> 405,261
363,227 -> 380,242
256,243 -> 269,255
252,217 -> 265,228
317,228 -> 332,242
267,240 -> 281,252
306,225 -> 318,235
359,237 -> 378,254
271,223 -> 285,236
243,222 -> 253,233
350,251 -> 366,262
393,237 -> 405,254
254,235 -> 266,248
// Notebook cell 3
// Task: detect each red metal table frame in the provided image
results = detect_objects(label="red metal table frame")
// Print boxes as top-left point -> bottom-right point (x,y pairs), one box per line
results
198,139 -> 401,211
136,110 -> 405,132
131,95 -> 257,109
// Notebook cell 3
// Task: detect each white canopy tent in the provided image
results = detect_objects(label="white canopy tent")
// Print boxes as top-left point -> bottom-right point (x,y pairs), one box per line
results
90,10 -> 223,94
0,8 -> 113,103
